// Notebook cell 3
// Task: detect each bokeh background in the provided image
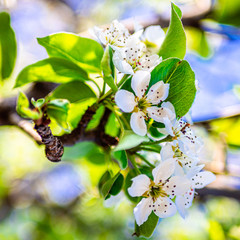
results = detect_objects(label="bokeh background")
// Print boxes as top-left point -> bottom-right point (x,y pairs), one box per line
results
0,0 -> 240,239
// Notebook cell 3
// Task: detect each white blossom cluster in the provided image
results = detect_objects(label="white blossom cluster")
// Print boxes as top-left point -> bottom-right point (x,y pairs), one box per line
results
94,20 -> 215,226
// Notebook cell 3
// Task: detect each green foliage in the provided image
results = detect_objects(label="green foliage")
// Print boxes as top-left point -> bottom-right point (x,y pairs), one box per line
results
0,12 -> 17,81
105,112 -> 120,137
158,3 -> 186,60
114,130 -> 149,151
101,45 -> 118,92
47,99 -> 70,130
124,169 -> 139,203
49,81 -> 96,103
100,171 -> 123,199
112,150 -> 128,170
134,212 -> 159,238
186,27 -> 212,58
31,98 -> 45,109
63,141 -> 106,164
86,106 -> 105,131
14,57 -> 89,88
150,58 -> 196,117
16,92 -> 42,120
233,85 -> 240,99
37,33 -> 104,73
109,173 -> 124,196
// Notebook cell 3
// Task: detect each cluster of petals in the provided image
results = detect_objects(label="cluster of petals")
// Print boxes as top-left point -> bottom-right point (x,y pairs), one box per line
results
115,71 -> 175,136
128,159 -> 190,225
158,118 -> 216,218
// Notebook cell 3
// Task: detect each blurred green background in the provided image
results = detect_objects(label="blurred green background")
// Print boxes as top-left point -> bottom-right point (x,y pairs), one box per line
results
0,0 -> 240,239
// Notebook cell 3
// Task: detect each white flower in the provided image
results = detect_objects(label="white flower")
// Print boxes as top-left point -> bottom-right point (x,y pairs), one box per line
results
141,25 -> 165,50
160,142 -> 199,174
113,39 -> 161,75
128,159 -> 190,226
93,20 -> 129,49
160,118 -> 203,158
115,71 -> 175,136
175,165 -> 216,218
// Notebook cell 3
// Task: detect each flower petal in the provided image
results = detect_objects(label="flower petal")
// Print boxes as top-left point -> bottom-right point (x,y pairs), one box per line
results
134,198 -> 153,226
115,90 -> 136,112
152,197 -> 177,218
153,159 -> 175,184
160,143 -> 174,161
144,25 -> 165,46
183,188 -> 195,208
113,51 -> 134,74
162,117 -> 174,136
175,196 -> 188,219
130,112 -> 147,136
147,105 -> 175,123
128,174 -> 151,197
164,176 -> 190,197
131,71 -> 151,98
146,81 -> 169,104
191,171 -> 216,189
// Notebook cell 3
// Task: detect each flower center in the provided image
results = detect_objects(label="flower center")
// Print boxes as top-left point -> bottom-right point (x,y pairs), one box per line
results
150,185 -> 161,198
136,97 -> 151,112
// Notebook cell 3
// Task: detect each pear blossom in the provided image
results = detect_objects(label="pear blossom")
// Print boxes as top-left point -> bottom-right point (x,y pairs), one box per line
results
115,71 -> 175,136
128,159 -> 190,225
160,142 -> 199,174
113,39 -> 161,75
175,165 -> 216,218
141,25 -> 165,50
161,118 -> 203,158
93,20 -> 129,49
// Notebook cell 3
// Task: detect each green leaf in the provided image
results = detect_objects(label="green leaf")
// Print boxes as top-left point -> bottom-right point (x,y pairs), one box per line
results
14,57 -> 89,88
109,173 -> 124,196
98,171 -> 111,195
101,171 -> 121,199
101,45 -> 118,92
158,3 -> 186,59
63,141 -> 106,164
86,105 -> 105,131
134,212 -> 159,238
148,126 -> 165,139
31,98 -> 45,108
105,112 -> 120,137
0,12 -> 17,81
114,130 -> 149,151
112,150 -> 128,170
16,92 -> 41,120
37,33 -> 104,73
49,81 -> 96,103
150,58 -> 196,117
124,169 -> 139,203
47,99 -> 70,130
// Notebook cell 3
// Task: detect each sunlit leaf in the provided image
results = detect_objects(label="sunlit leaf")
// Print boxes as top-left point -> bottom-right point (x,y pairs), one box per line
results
112,150 -> 128,170
63,141 -> 106,164
47,99 -> 70,130
49,81 -> 96,103
16,92 -> 42,120
101,45 -> 118,92
37,33 -> 104,73
114,130 -> 149,151
0,12 -> 17,81
150,58 -> 196,117
134,212 -> 159,238
158,3 -> 186,59
31,98 -> 45,109
14,57 -> 89,88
